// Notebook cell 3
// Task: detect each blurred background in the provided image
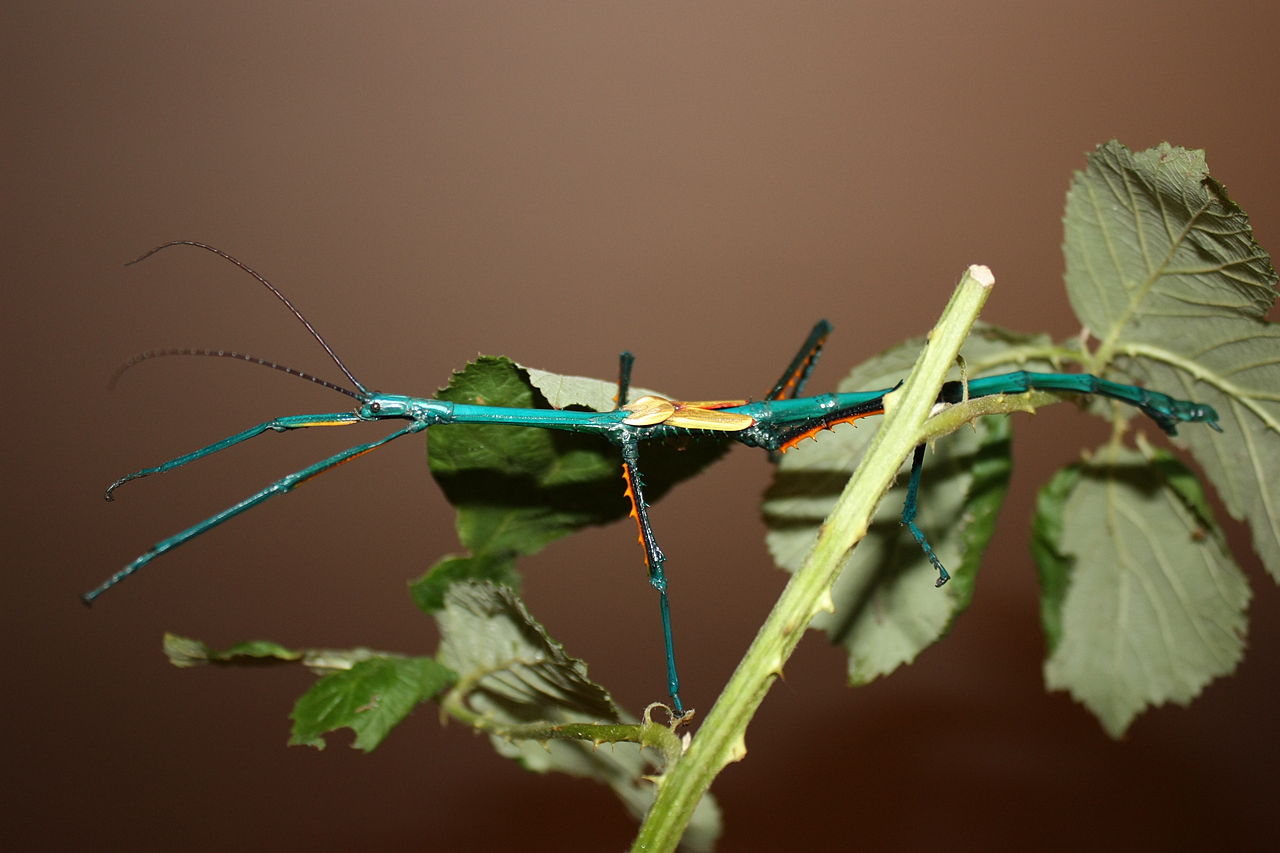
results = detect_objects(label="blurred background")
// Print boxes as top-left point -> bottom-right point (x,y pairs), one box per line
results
5,2 -> 1278,850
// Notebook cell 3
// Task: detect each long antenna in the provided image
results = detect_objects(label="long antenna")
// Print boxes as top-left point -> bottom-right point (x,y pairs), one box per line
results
109,348 -> 363,400
127,241 -> 371,396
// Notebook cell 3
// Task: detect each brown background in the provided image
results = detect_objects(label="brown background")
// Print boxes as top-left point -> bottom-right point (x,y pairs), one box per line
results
5,3 -> 1279,850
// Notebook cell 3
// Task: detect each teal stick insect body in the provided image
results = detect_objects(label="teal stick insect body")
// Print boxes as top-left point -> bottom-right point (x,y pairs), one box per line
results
87,242 -> 1223,717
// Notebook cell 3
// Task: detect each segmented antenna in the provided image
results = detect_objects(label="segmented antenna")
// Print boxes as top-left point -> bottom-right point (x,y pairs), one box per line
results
127,241 -> 370,396
109,348 -> 363,400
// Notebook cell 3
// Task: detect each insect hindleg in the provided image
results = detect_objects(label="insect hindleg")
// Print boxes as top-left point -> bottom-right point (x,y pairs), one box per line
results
900,443 -> 950,587
766,319 -> 832,401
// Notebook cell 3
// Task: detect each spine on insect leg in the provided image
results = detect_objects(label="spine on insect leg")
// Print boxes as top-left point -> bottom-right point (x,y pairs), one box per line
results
748,395 -> 890,453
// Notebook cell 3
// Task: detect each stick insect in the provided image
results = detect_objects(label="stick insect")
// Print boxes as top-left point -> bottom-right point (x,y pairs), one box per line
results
86,242 -> 1222,717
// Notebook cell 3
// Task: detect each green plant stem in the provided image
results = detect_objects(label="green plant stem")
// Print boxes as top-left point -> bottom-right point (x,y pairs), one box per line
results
630,265 -> 995,852
918,389 -> 1075,443
442,684 -> 687,767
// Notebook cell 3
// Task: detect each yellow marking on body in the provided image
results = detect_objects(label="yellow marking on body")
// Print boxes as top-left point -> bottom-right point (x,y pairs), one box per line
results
623,395 -> 753,431
664,407 -> 755,431
290,417 -> 360,428
679,399 -> 748,410
622,395 -> 676,426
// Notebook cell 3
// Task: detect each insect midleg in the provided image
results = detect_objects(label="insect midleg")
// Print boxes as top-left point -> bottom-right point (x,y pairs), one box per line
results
616,351 -> 636,408
619,437 -> 684,716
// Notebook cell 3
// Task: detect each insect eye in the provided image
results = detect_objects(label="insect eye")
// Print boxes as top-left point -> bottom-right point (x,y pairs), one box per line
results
368,402 -> 381,414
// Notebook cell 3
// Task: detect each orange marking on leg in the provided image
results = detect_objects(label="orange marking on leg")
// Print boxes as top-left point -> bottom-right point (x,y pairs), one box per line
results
778,409 -> 884,453
774,329 -> 830,399
294,446 -> 377,489
621,463 -> 652,567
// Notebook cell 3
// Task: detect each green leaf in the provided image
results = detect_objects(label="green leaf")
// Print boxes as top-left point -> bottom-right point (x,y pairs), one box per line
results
436,581 -> 720,849
429,357 -> 619,556
1033,445 -> 1249,737
1063,140 -> 1280,581
165,634 -> 456,751
424,356 -> 727,600
1029,467 -> 1079,655
163,633 -> 302,667
408,552 -> 520,613
429,357 -> 727,552
164,632 -> 404,674
763,327 -> 1025,683
289,656 -> 455,752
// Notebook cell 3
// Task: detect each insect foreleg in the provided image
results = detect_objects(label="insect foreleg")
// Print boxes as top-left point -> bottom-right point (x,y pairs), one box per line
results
105,412 -> 365,500
85,419 -> 428,605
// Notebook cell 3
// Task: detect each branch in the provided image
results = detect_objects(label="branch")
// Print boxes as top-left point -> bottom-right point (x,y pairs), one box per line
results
631,265 -> 995,852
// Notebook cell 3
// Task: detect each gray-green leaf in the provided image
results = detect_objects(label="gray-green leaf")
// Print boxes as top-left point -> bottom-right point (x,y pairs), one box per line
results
163,633 -> 302,667
1034,445 -> 1248,737
1063,140 -> 1280,581
763,328 -> 1025,683
163,632 -> 394,674
436,581 -> 720,850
